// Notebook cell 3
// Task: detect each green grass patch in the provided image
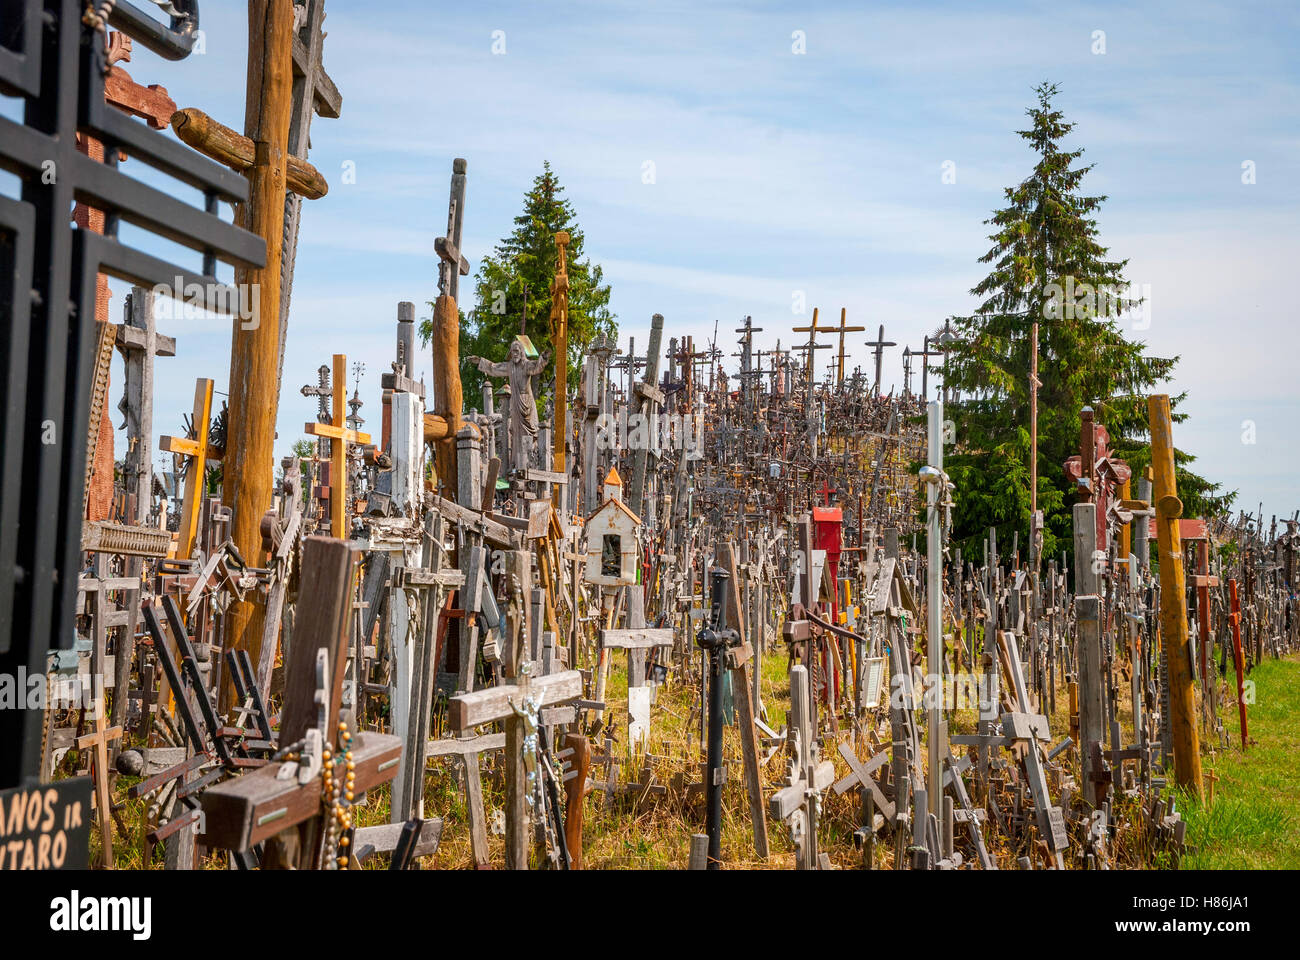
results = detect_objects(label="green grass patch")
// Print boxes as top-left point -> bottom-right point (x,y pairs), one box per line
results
1178,655 -> 1300,869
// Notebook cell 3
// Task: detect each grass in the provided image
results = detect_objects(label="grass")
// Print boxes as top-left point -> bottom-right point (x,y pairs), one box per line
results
1177,655 -> 1300,869
82,645 -> 1300,870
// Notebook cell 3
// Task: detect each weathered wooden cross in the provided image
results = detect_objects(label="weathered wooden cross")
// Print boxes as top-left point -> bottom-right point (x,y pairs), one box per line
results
449,665 -> 582,869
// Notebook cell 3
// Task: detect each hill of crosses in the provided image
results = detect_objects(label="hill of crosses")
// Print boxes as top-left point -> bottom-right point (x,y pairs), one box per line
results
0,1 -> 1293,885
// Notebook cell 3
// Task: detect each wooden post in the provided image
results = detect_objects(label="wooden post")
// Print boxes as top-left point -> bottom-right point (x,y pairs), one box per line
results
330,354 -> 346,537
1148,394 -> 1203,798
174,379 -> 214,560
432,159 -> 469,498
223,0 -> 296,671
718,542 -> 770,860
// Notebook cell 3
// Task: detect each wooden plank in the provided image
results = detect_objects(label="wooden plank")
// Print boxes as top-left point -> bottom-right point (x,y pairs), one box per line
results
448,670 -> 583,731
599,627 -> 674,650
278,536 -> 357,746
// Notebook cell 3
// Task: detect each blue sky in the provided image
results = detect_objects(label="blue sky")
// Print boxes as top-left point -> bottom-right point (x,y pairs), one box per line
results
55,1 -> 1300,520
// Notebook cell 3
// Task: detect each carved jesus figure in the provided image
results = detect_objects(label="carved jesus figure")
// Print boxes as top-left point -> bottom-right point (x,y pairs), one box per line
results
467,341 -> 549,476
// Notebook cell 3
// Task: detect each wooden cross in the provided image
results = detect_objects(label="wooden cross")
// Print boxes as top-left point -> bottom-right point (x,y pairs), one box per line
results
831,308 -> 865,385
910,336 -> 944,401
549,230 -> 571,503
864,324 -> 896,395
600,625 -> 673,747
425,733 -> 504,868
304,354 -> 371,537
276,0 -> 343,396
449,666 -> 582,869
116,287 -> 175,522
431,159 -> 470,497
159,378 -> 217,559
791,307 -> 835,403
168,0 -> 331,672
200,537 -> 402,867
75,701 -> 123,869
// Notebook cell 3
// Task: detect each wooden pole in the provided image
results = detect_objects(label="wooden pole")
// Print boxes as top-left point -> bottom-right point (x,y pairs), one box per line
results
431,292 -> 463,498
330,353 -> 346,537
550,231 -> 570,509
223,0 -> 294,671
1148,394 -> 1203,798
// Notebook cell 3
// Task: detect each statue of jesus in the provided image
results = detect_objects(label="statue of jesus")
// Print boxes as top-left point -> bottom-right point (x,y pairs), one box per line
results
467,340 -> 549,476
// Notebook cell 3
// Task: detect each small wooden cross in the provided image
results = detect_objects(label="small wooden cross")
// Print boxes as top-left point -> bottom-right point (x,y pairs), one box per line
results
159,378 -> 217,559
76,702 -> 123,869
304,354 -> 371,537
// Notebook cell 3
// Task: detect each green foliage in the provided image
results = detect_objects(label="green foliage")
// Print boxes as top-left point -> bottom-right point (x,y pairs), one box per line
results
942,82 -> 1233,562
420,162 -> 616,411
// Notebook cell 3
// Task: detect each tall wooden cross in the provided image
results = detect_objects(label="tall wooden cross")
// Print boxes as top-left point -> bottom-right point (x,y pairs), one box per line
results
831,308 -> 865,385
77,32 -> 178,523
864,324 -> 895,395
275,0 -> 343,397
75,700 -> 123,869
431,159 -> 470,499
549,230 -> 571,507
304,354 -> 371,538
791,308 -> 835,406
168,0 -> 331,672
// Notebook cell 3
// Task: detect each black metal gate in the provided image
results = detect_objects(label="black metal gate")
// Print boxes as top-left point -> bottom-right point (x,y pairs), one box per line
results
0,0 -> 265,787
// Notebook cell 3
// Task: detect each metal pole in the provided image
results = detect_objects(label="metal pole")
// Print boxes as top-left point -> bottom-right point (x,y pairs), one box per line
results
923,401 -> 944,827
697,568 -> 735,869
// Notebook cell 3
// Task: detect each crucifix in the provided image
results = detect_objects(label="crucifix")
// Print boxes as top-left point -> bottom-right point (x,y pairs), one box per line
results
449,665 -> 582,869
831,308 -> 865,386
116,287 -> 175,527
628,313 -> 666,520
304,354 -> 372,537
431,159 -> 470,499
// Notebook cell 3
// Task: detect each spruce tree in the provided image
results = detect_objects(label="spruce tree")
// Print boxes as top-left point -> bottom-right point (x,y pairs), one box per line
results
423,162 -> 616,409
942,82 -> 1232,562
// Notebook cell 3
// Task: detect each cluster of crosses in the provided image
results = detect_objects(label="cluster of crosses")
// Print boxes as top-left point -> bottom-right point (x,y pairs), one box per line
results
1,0 -> 1288,875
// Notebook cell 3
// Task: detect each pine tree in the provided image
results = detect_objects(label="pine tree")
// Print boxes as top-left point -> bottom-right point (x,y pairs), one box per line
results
942,82 -> 1232,562
423,162 -> 616,409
